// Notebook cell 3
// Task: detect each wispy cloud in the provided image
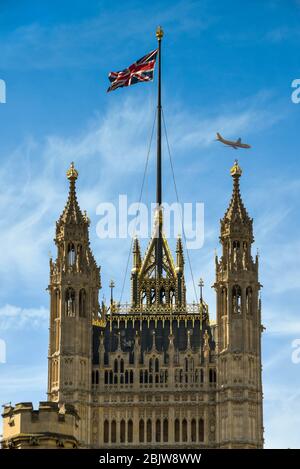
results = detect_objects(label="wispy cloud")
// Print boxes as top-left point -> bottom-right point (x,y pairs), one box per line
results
0,304 -> 48,330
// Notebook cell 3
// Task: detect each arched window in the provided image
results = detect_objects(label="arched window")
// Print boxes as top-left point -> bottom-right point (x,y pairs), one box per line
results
65,288 -> 75,317
105,371 -> 108,384
120,359 -> 124,373
156,419 -> 161,442
160,287 -> 166,304
79,289 -> 86,317
120,420 -> 126,443
125,370 -> 129,384
53,289 -> 60,318
209,369 -> 216,383
144,370 -> 148,384
150,287 -> 156,305
191,419 -> 196,442
182,419 -> 187,442
169,289 -> 176,306
114,359 -> 118,373
232,285 -> 242,314
200,369 -> 204,383
175,419 -> 180,442
155,358 -> 159,373
95,370 -> 99,385
163,419 -> 168,443
128,420 -> 133,443
139,419 -> 145,443
104,420 -> 109,443
246,286 -> 253,314
199,418 -> 204,442
130,370 -> 134,384
149,359 -> 153,372
76,244 -> 82,270
141,289 -> 147,306
109,370 -> 113,384
147,419 -> 152,443
221,287 -> 227,315
67,243 -> 76,266
111,420 -> 116,443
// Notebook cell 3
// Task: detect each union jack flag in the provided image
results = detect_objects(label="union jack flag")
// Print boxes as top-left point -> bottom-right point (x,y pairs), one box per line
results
107,49 -> 158,93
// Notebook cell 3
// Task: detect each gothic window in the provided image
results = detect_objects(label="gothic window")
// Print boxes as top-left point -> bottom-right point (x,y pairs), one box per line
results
120,420 -> 125,443
141,289 -> 147,306
150,287 -> 156,305
146,419 -> 152,443
163,418 -> 168,442
114,359 -> 118,373
130,370 -> 134,384
175,419 -> 180,442
111,420 -> 116,443
120,374 -> 124,384
200,369 -> 204,383
65,288 -> 75,317
104,420 -> 109,443
139,419 -> 145,443
95,370 -> 99,385
170,288 -> 176,306
149,358 -> 153,372
232,285 -> 242,314
125,370 -> 128,384
246,286 -> 253,314
182,419 -> 187,442
76,244 -> 82,271
79,289 -> 87,317
191,419 -> 196,442
221,287 -> 227,315
155,358 -> 159,373
144,370 -> 148,384
104,371 -> 108,384
198,418 -> 204,442
156,419 -> 161,442
109,370 -> 113,384
120,359 -> 124,373
209,369 -> 216,383
67,243 -> 76,266
113,374 -> 118,385
53,289 -> 60,319
160,287 -> 166,304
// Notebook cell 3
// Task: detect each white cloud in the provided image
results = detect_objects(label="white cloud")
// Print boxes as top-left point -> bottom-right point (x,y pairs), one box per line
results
0,304 -> 48,330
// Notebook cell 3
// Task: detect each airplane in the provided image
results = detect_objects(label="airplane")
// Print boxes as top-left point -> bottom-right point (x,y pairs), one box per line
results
216,132 -> 251,150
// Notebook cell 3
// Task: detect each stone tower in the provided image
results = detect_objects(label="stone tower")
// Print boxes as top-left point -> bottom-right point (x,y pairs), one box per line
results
47,162 -> 101,446
214,161 -> 263,448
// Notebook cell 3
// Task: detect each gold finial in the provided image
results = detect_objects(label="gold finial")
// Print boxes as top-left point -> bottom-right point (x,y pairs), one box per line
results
66,162 -> 78,181
230,159 -> 242,177
156,26 -> 164,40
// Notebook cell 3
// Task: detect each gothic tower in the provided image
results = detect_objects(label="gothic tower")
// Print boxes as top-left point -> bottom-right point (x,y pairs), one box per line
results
214,161 -> 263,448
48,162 -> 101,446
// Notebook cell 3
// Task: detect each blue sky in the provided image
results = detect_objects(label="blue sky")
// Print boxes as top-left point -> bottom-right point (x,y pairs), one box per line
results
0,0 -> 300,448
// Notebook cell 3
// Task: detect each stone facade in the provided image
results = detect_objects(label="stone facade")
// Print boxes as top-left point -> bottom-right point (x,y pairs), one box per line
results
1,402 -> 79,449
1,160 -> 264,449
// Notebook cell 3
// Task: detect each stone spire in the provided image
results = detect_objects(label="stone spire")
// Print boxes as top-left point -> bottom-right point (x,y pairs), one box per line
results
220,160 -> 253,243
56,162 -> 89,237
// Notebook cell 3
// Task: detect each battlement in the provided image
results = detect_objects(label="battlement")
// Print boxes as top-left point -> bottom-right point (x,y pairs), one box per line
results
1,401 -> 79,449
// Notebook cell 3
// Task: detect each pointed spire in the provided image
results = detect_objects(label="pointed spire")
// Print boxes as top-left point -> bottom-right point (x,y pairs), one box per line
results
176,235 -> 184,272
221,160 -> 253,241
56,163 -> 89,234
132,236 -> 141,272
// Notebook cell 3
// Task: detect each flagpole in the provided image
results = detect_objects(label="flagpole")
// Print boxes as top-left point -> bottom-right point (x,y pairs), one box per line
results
156,25 -> 163,278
